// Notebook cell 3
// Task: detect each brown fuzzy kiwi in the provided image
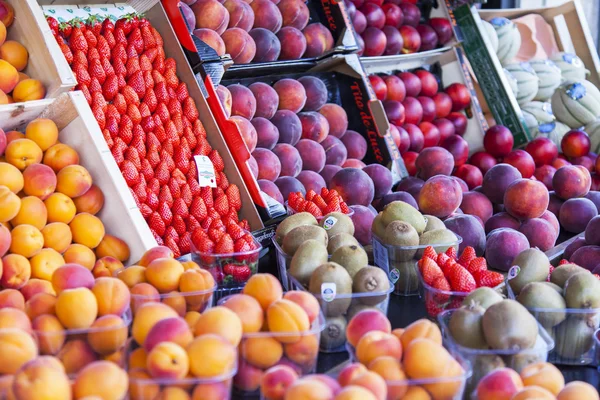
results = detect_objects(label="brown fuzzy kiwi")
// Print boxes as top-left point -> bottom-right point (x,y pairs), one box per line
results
482,300 -> 538,350
352,266 -> 390,306
448,304 -> 488,349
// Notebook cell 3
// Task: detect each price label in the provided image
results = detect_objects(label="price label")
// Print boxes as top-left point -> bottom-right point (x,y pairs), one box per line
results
321,283 -> 337,303
372,238 -> 390,274
194,155 -> 217,188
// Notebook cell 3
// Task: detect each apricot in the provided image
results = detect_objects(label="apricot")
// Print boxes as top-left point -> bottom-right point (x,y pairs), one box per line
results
557,381 -> 600,400
0,89 -> 7,104
44,193 -> 77,224
241,336 -> 283,369
147,341 -> 189,379
346,309 -> 392,348
4,139 -> 43,171
220,293 -> 263,334
0,185 -> 20,222
11,196 -> 47,229
92,256 -> 124,278
0,376 -> 12,400
0,307 -> 31,331
128,348 -> 148,370
193,306 -> 243,346
63,244 -> 96,270
30,248 -> 65,281
266,299 -> 310,344
90,277 -> 130,317
12,79 -> 45,103
51,263 -> 95,293
95,234 -> 130,262
32,314 -> 65,355
234,360 -> 264,392
402,386 -> 431,399
118,265 -> 146,287
17,72 -> 28,82
0,59 -> 18,93
24,119 -> 57,152
163,291 -> 187,316
69,212 -> 105,249
141,257 -> 183,294
191,381 -> 231,400
0,328 -> 38,374
40,222 -> 71,253
368,356 -> 408,399
336,386 -> 378,400
283,291 -> 320,325
1,253 -> 31,288
179,269 -> 215,307
184,311 -> 201,329
520,362 -> 565,395
512,386 -> 555,400
0,162 -> 23,193
55,287 -> 98,329
131,302 -> 178,346
0,41 -> 28,71
144,317 -> 194,352
56,165 -> 93,198
130,282 -> 160,313
139,245 -> 174,267
0,222 -> 8,257
12,357 -> 71,400
284,333 -> 319,367
187,334 -> 237,378
73,361 -> 128,400
356,331 -> 403,365
57,339 -> 97,375
128,368 -> 159,400
157,387 -> 191,399
5,130 -> 24,144
21,279 -> 55,301
0,21 -> 4,46
284,378 -> 334,400
243,273 -> 283,311
400,319 -> 442,350
181,260 -> 201,271
43,143 -> 80,173
0,288 -> 24,310
25,292 -> 56,320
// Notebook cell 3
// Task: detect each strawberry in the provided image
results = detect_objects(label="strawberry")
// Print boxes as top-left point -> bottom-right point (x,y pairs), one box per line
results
437,253 -> 450,267
141,25 -> 157,50
155,162 -> 170,186
73,64 -> 91,86
84,30 -> 98,48
147,145 -> 161,169
85,15 -> 103,36
140,204 -> 152,218
215,234 -> 234,254
223,264 -> 235,276
458,246 -> 476,268
113,94 -> 127,114
467,257 -> 487,275
102,74 -> 119,101
425,298 -> 444,318
111,144 -> 124,166
190,197 -> 207,221
118,116 -> 133,145
227,223 -> 245,241
115,16 -> 134,35
182,97 -> 199,121
91,104 -> 106,130
101,18 -> 115,34
208,226 -> 226,243
140,159 -> 154,181
96,36 -> 111,60
141,116 -> 157,133
187,215 -> 202,233
178,233 -> 191,255
158,201 -> 173,226
164,236 -> 180,258
441,258 -> 458,277
306,190 -> 317,201
559,259 -> 569,266
152,26 -> 164,47
325,189 -> 339,203
129,28 -> 144,54
547,266 -> 555,282
200,187 -> 214,209
445,247 -> 458,260
232,265 -> 252,283
143,71 -> 155,92
170,213 -> 187,237
127,71 -> 146,97
148,178 -> 160,195
168,179 -> 181,199
161,153 -> 175,172
70,28 -> 88,53
121,160 -> 140,187
152,231 -> 164,246
146,190 -> 159,211
124,147 -> 141,170
193,120 -> 206,137
418,257 -> 444,286
89,77 -> 102,94
218,172 -> 229,190
171,197 -> 189,219
46,16 -> 59,36
305,202 -> 323,218
130,188 -> 141,208
59,41 -> 73,64
214,194 -> 230,217
323,200 -> 341,215
127,103 -> 142,125
340,201 -> 351,214
239,220 -> 251,232
422,246 -> 438,261
474,270 -> 504,288
59,21 -> 73,38
122,86 -> 140,106
72,50 -> 88,68
447,265 -> 476,292
312,195 -> 327,211
148,212 -> 166,237
92,92 -> 107,113
431,276 -> 452,302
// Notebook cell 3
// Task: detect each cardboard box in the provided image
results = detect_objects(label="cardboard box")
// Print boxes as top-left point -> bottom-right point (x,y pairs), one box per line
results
361,48 -> 488,153
0,92 -> 156,263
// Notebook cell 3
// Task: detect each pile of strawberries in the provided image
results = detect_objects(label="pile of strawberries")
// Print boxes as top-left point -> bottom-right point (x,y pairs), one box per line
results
287,188 -> 351,218
48,13 -> 250,257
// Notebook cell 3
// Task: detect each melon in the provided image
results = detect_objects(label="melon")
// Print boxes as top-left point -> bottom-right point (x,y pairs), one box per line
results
491,17 -> 521,66
551,80 -> 600,128
521,101 -> 556,138
503,68 -> 519,99
550,52 -> 590,82
548,121 -> 570,146
505,63 -> 540,105
481,20 -> 499,53
530,59 -> 562,101
585,119 -> 600,153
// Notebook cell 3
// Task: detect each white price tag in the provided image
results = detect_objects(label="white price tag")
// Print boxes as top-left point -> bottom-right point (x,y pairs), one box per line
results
321,283 -> 337,303
322,216 -> 338,231
389,268 -> 400,284
372,238 -> 390,274
508,266 -> 521,280
194,155 -> 217,188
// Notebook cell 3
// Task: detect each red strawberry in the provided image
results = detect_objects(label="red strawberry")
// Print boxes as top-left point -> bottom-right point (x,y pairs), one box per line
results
447,265 -> 476,292
127,71 -> 146,97
148,178 -> 160,195
102,74 -> 119,101
47,16 -> 59,35
168,179 -> 181,199
124,147 -> 141,170
182,97 -> 199,121
140,159 -> 154,181
178,233 -> 191,254
96,36 -> 111,59
102,18 -> 115,34
431,276 -> 452,302
164,236 -> 180,258
187,215 -> 202,233
129,28 -> 144,53
73,64 -> 91,86
141,25 -> 157,50
89,77 -> 102,94
113,93 -> 127,114
474,270 -> 504,288
437,253 -> 450,267
223,264 -> 235,276
423,246 -> 437,261
91,104 -> 106,130
215,234 -> 234,254
441,258 -> 458,277
190,197 -> 207,221
214,194 -> 230,217
176,82 -> 189,103
340,201 -> 350,214
458,247 -> 476,268
306,190 -> 317,201
232,265 -> 252,283
121,160 -> 140,187
312,195 -> 327,211
305,202 -> 323,218
425,298 -> 444,318
140,203 -> 152,218
208,226 -> 226,243
122,85 -> 140,106
84,30 -> 98,48
239,220 -> 251,231
70,28 -> 88,52
418,257 -> 444,286
547,266 -> 555,282
201,187 -> 214,209
72,50 -> 88,68
445,247 -> 457,260
208,149 -> 225,173
158,201 -> 173,226
227,223 -> 245,241
171,197 -> 189,219
559,259 -> 570,266
467,257 -> 487,275
155,162 -> 170,186
148,212 -> 166,237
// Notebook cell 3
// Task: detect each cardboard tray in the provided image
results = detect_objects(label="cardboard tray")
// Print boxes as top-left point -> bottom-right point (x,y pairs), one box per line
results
361,47 -> 488,153
0,92 -> 156,263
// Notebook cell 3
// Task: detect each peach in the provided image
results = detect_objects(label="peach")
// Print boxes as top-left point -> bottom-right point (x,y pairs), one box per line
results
476,367 -> 524,400
0,20 -> 4,46
242,336 -> 284,368
128,368 -> 159,400
266,299 -> 310,344
187,334 -> 237,378
12,357 -> 71,400
251,0 -> 283,32
139,245 -> 174,267
1,253 -> 31,289
400,319 -> 442,350
130,282 -> 160,313
92,256 -> 124,278
131,302 -> 178,346
95,234 -> 130,262
283,334 -> 318,367
44,193 -> 76,224
338,363 -> 368,387
145,317 -> 194,351
63,244 -> 96,270
193,28 -> 226,56
368,356 -> 408,399
179,268 -> 215,307
43,143 -> 79,173
0,59 -> 18,93
118,265 -> 147,287
277,26 -> 307,60
193,306 -> 243,346
5,139 -> 43,171
192,0 -> 229,34
511,386 -> 555,400
336,385 -> 378,400
30,248 -> 65,281
274,79 -> 307,113
181,261 -> 201,271
21,279 -> 55,301
243,273 -> 283,311
0,307 -> 31,331
283,291 -> 320,324
72,184 -> 104,215
4,130 -> 23,145
221,28 -> 256,64
0,185 -> 20,222
0,41 -> 28,71
553,165 -> 591,200
25,119 -> 57,151
11,196 -> 47,229
51,263 -> 95,293
228,84 -> 257,120
557,381 -> 600,400
250,28 -> 281,62
261,365 -> 298,400
0,162 -> 23,193
25,292 -> 56,320
0,328 -> 38,374
58,339 -> 97,375
346,309 -> 391,347
520,362 -> 565,395
147,341 -> 189,379
73,361 -> 128,400
41,222 -> 72,253
356,331 -> 402,366
349,371 -> 387,400
69,212 -> 105,249
504,179 -> 549,220
0,288 -> 24,310
32,314 -> 65,355
221,293 -> 264,333
234,360 -> 264,392
285,378 -> 334,400
92,277 -> 130,316
303,23 -> 334,57
55,287 -> 98,329
56,164 -> 93,198
163,292 -> 187,316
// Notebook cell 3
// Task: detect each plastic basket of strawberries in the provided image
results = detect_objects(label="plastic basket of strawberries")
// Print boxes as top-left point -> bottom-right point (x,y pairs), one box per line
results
189,224 -> 262,290
286,188 -> 354,221
417,246 -> 508,318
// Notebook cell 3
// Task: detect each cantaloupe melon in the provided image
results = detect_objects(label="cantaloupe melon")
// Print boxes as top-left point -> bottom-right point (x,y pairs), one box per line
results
503,68 -> 519,99
550,52 -> 590,82
585,119 -> 600,153
530,59 -> 562,101
521,101 -> 556,138
481,20 -> 499,53
505,63 -> 539,105
551,80 -> 600,128
491,17 -> 521,66
548,121 -> 571,146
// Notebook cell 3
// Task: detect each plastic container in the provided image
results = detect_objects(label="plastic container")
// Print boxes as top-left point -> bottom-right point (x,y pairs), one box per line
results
594,329 -> 600,370
218,295 -> 325,397
130,283 -> 217,316
346,344 -> 472,400
285,201 -> 355,221
273,236 -> 333,291
438,309 -> 555,391
372,234 -> 462,297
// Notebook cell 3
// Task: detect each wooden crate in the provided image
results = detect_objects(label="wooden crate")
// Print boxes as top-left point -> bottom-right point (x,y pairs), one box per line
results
0,92 -> 157,264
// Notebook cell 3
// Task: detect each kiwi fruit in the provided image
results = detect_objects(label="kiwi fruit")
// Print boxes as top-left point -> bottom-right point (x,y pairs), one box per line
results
328,233 -> 359,255
319,212 -> 355,238
554,316 -> 598,359
320,316 -> 347,350
448,304 -> 488,349
470,355 -> 505,389
331,245 -> 368,279
353,266 -> 390,306
550,263 -> 590,288
282,225 -> 328,256
372,213 -> 387,240
462,287 -> 504,310
541,281 -> 563,295
346,304 -> 379,320
289,240 -> 329,287
509,248 -> 550,294
564,272 -> 600,311
275,212 -> 318,244
424,215 -> 445,232
308,262 -> 353,317
384,221 -> 419,262
381,201 -> 427,234
392,260 -> 419,293
418,229 -> 459,256
482,300 -> 539,350
517,282 -> 566,328
504,353 -> 545,373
